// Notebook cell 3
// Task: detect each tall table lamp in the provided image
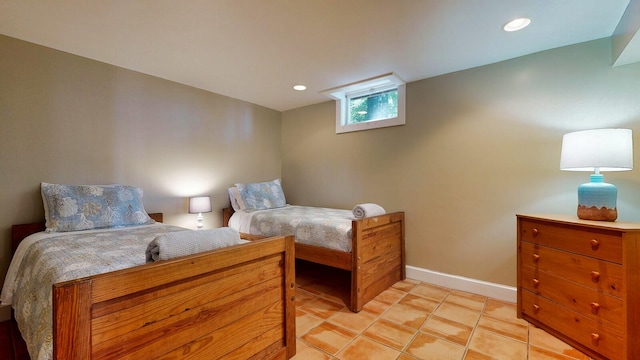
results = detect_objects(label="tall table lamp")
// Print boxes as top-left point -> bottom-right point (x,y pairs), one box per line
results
560,128 -> 633,221
189,196 -> 212,229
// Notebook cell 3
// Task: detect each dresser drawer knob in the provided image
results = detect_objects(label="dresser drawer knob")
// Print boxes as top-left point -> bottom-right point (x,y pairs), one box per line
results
532,278 -> 540,288
532,254 -> 540,262
532,228 -> 539,237
590,239 -> 600,250
590,333 -> 600,344
590,302 -> 600,314
590,271 -> 601,282
532,304 -> 540,313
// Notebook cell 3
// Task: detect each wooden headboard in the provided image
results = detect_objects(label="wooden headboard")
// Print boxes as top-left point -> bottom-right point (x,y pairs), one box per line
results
222,207 -> 235,227
10,213 -> 164,255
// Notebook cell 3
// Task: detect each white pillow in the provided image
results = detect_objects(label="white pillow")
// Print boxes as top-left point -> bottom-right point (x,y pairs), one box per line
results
228,186 -> 243,211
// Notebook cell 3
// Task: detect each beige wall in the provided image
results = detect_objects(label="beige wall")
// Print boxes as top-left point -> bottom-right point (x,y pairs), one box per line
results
282,38 -> 640,287
0,35 -> 282,288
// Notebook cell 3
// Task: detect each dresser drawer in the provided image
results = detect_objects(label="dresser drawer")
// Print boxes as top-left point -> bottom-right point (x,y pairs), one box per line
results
519,219 -> 622,263
521,290 -> 623,360
520,241 -> 623,298
520,265 -> 623,329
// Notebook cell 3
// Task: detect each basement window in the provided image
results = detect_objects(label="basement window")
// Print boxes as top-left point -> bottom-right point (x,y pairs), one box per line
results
322,73 -> 406,134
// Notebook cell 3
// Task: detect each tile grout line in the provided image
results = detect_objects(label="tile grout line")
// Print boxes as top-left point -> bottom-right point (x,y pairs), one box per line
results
395,285 -> 436,356
460,296 -> 489,360
353,285 -> 417,358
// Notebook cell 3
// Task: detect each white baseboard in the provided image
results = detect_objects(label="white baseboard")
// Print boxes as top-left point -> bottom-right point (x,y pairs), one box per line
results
406,265 -> 517,303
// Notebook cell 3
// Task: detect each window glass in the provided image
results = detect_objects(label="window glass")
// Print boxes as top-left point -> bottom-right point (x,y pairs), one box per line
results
348,88 -> 398,124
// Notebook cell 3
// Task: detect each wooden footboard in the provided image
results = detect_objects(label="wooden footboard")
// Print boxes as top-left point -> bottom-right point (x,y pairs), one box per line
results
51,234 -> 296,359
223,207 -> 405,313
351,211 -> 405,312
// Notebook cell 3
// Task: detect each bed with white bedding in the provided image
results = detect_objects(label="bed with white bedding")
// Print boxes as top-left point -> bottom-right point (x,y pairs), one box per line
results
224,179 -> 406,313
2,182 -> 296,360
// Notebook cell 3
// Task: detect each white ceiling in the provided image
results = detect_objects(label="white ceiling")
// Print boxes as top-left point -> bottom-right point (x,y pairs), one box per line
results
0,0 -> 635,111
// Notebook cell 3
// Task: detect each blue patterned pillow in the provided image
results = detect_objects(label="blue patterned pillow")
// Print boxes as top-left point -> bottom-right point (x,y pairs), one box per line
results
41,182 -> 155,232
235,179 -> 286,211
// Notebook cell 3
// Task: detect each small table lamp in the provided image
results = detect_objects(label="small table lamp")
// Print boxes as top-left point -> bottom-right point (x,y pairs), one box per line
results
189,196 -> 212,229
560,129 -> 633,221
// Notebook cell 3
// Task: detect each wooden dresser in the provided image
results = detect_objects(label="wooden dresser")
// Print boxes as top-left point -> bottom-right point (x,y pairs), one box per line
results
517,214 -> 640,360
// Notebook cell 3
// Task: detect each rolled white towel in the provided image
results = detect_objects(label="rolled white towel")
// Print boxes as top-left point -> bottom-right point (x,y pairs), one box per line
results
352,203 -> 386,219
146,227 -> 242,262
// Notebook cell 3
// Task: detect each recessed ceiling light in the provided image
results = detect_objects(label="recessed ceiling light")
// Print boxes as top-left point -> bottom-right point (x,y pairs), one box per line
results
503,17 -> 531,32
293,85 -> 307,91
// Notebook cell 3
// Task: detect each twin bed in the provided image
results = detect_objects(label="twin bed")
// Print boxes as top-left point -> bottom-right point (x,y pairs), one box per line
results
3,183 -> 296,360
224,179 -> 406,313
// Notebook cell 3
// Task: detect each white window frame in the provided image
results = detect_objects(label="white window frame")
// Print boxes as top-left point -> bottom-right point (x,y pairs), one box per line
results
321,73 -> 406,134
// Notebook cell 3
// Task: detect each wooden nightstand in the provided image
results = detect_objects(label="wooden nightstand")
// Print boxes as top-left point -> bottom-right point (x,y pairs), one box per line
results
517,214 -> 640,360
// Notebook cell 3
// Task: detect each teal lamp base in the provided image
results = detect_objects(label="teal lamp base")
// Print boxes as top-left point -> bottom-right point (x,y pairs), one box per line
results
576,174 -> 617,221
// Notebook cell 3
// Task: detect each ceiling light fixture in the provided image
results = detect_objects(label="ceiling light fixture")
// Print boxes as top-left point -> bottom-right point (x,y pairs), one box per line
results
503,17 -> 531,32
293,85 -> 307,91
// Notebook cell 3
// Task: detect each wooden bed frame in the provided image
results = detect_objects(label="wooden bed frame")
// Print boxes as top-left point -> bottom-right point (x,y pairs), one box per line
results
223,207 -> 405,312
10,213 -> 296,359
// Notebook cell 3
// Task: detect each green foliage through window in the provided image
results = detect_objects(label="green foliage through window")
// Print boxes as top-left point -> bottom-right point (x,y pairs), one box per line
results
348,88 -> 398,124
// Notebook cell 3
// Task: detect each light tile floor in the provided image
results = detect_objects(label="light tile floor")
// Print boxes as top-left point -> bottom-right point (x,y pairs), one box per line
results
293,261 -> 590,360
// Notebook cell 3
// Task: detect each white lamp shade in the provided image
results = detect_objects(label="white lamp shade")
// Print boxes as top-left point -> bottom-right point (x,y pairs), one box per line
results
189,196 -> 212,213
560,129 -> 633,172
